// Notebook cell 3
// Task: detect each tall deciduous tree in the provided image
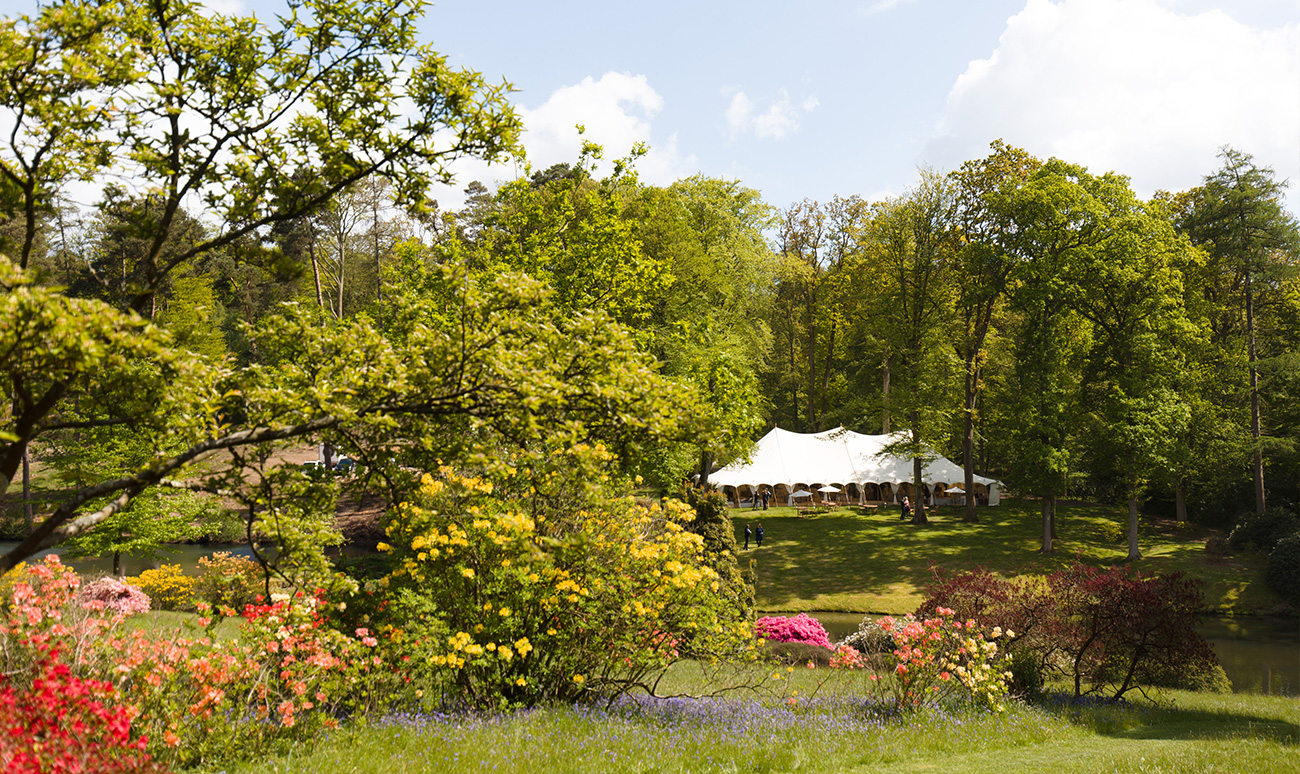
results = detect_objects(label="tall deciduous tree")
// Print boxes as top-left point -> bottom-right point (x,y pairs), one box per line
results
999,159 -> 1107,551
868,170 -> 960,524
637,175 -> 778,486
769,197 -> 864,432
313,187 -> 367,320
473,143 -> 670,330
949,141 -> 1041,522
1069,182 -> 1195,560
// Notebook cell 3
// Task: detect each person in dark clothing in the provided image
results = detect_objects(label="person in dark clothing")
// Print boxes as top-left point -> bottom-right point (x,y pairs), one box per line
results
756,523 -> 765,547
744,524 -> 752,549
761,489 -> 771,510
900,496 -> 911,521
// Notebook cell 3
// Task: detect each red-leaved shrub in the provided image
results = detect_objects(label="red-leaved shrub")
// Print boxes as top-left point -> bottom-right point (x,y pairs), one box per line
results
921,562 -> 1220,700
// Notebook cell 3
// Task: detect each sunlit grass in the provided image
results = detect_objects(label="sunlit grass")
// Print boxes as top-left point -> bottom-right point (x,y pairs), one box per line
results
127,609 -> 242,640
208,678 -> 1300,774
745,500 -> 1276,614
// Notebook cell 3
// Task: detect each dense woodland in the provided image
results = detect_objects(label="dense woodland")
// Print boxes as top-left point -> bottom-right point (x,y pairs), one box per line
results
2,0 -> 1299,576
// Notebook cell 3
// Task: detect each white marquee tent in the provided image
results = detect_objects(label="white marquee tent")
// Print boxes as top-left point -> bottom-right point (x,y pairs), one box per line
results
709,427 -> 1001,506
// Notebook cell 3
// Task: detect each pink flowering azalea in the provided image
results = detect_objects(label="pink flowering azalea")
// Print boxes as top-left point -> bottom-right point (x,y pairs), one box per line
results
755,613 -> 833,649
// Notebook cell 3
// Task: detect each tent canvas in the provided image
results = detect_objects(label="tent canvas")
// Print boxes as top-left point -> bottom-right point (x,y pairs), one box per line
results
709,427 -> 1001,505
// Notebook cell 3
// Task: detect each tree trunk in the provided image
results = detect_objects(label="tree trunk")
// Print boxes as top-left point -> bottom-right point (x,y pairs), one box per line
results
308,237 -> 324,312
22,443 -> 32,533
962,398 -> 978,523
697,449 -> 713,488
336,244 -> 346,319
1246,273 -> 1265,515
1041,498 -> 1053,554
911,428 -> 927,524
881,346 -> 891,433
820,320 -> 837,425
372,200 -> 384,306
1127,495 -> 1141,561
786,319 -> 800,425
1175,478 -> 1187,523
56,201 -> 73,288
113,550 -> 122,577
806,313 -> 818,430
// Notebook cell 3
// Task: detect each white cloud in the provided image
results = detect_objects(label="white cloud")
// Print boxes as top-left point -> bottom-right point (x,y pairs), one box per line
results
861,0 -> 918,16
925,0 -> 1300,205
516,71 -> 695,184
725,89 -> 819,140
428,71 -> 697,209
201,0 -> 247,16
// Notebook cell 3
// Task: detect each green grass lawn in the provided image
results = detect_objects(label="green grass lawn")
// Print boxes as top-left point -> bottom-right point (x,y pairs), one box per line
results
740,500 -> 1280,615
127,609 -> 243,640
213,672 -> 1300,774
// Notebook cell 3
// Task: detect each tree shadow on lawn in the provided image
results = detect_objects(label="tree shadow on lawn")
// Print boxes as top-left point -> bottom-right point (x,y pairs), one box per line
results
748,505 -> 1193,611
752,510 -> 1044,610
1033,695 -> 1300,745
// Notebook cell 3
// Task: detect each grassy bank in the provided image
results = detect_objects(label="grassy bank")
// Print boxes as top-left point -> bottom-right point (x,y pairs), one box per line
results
738,500 -> 1280,615
215,674 -> 1300,774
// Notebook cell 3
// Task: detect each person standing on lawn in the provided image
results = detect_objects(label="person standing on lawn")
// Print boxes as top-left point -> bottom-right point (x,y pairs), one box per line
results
901,496 -> 911,521
756,523 -> 765,548
744,524 -> 752,550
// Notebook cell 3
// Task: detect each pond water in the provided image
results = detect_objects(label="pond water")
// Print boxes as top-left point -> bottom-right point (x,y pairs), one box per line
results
772,610 -> 1299,697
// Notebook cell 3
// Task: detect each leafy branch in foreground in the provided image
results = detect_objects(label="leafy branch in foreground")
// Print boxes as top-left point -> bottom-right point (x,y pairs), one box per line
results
3,258 -> 706,576
2,0 -> 521,571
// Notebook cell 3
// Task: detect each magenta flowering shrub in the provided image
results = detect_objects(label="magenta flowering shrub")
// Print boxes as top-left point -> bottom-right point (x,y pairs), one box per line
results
755,613 -> 832,648
77,576 -> 152,616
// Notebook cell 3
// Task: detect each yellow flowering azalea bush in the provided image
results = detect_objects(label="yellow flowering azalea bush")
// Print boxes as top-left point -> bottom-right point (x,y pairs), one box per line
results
130,564 -> 196,611
378,459 -> 753,709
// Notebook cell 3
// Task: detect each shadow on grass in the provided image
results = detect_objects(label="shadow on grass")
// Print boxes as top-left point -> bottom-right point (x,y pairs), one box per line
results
749,506 -> 1086,610
742,501 -> 1272,614
1031,692 -> 1300,745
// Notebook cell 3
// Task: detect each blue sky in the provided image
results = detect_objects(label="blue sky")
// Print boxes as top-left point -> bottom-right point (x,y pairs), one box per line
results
19,0 -> 1300,216
399,0 -> 1299,216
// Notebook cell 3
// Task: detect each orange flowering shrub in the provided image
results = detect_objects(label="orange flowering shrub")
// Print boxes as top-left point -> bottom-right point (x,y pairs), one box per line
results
870,608 -> 1013,711
0,557 -> 164,773
0,556 -> 389,769
113,594 -> 389,766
